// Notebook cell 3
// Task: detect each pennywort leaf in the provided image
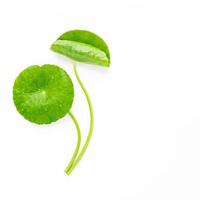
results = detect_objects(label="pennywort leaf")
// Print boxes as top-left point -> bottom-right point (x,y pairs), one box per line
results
13,64 -> 74,124
51,30 -> 110,67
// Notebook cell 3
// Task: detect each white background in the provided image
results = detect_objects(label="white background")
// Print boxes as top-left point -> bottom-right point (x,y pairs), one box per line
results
0,0 -> 200,199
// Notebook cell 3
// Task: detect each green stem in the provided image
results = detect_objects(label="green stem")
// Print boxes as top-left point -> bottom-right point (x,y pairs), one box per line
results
64,111 -> 81,175
66,62 -> 94,175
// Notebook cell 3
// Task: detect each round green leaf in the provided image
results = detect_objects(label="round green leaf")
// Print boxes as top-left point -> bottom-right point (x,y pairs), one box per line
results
51,30 -> 110,67
13,64 -> 74,124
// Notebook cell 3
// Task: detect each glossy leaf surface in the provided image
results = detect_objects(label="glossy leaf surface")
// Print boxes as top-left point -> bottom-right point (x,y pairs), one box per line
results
51,30 -> 110,67
13,64 -> 74,124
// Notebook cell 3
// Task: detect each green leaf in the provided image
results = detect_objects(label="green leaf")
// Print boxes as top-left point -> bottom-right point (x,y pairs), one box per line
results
51,30 -> 110,67
13,64 -> 74,124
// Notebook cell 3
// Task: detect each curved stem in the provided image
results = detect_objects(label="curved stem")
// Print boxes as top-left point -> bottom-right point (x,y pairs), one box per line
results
66,62 -> 94,175
64,111 -> 81,175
